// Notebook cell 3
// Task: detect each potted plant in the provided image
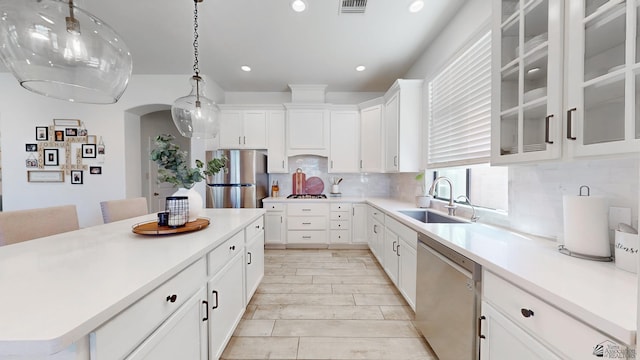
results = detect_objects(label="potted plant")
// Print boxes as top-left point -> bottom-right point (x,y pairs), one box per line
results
150,134 -> 226,221
415,171 -> 432,208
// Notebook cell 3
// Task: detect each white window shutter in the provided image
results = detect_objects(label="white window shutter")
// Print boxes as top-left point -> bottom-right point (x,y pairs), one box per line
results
428,31 -> 492,169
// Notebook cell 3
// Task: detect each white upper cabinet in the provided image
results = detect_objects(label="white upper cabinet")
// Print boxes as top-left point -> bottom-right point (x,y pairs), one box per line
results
383,79 -> 422,173
267,110 -> 287,173
565,0 -> 640,157
329,110 -> 360,173
491,0 -> 564,164
359,104 -> 384,172
286,106 -> 330,157
218,109 -> 268,149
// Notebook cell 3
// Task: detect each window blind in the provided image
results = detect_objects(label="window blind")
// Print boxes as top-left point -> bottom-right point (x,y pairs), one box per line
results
428,31 -> 491,169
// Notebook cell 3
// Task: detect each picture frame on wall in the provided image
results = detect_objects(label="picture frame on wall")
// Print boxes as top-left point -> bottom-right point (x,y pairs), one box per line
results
27,170 -> 64,183
36,127 -> 48,141
43,149 -> 59,166
89,166 -> 102,175
82,144 -> 96,158
25,144 -> 37,152
65,128 -> 78,136
70,170 -> 83,184
54,130 -> 64,142
25,158 -> 38,168
53,119 -> 81,127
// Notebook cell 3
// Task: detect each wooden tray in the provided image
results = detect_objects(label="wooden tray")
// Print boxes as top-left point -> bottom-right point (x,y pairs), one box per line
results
132,218 -> 210,235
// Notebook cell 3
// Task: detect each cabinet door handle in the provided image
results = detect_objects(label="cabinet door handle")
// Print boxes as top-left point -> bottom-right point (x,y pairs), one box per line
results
248,251 -> 252,265
282,160 -> 285,169
166,294 -> 177,303
520,308 -> 534,318
478,315 -> 486,339
396,243 -> 400,257
238,136 -> 242,145
373,224 -> 378,234
280,216 -> 283,223
566,108 -> 577,140
360,160 -> 363,169
302,236 -> 312,239
243,136 -> 246,144
302,208 -> 311,212
392,240 -> 397,252
202,300 -> 209,321
544,114 -> 554,144
211,290 -> 219,309
302,222 -> 312,225
394,155 -> 398,166
331,160 -> 334,168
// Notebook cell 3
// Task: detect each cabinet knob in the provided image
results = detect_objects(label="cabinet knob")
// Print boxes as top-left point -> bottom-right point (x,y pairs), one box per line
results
520,308 -> 534,318
166,294 -> 178,303
230,245 -> 236,251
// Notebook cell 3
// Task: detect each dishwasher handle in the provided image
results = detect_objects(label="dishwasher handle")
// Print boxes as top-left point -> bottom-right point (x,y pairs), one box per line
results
419,242 -> 473,279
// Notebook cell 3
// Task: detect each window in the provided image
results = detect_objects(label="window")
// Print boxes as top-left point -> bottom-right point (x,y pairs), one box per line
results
433,165 -> 508,212
428,30 -> 491,169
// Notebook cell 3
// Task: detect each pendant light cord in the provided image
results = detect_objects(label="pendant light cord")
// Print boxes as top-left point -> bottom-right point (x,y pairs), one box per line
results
192,0 -> 201,105
193,0 -> 200,76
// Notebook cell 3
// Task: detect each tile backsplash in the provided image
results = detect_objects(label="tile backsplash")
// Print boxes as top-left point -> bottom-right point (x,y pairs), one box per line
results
268,156 -> 391,198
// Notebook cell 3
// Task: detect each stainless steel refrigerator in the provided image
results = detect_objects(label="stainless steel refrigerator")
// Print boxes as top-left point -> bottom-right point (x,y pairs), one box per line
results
205,150 -> 268,208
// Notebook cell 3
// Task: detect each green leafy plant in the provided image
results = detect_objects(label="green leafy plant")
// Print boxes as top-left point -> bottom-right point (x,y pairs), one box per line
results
150,134 -> 226,189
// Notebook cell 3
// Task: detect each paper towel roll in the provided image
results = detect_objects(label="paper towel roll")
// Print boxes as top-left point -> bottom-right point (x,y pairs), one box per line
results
563,195 -> 610,257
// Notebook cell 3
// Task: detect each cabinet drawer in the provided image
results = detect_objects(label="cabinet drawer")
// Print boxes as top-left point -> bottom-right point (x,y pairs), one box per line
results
330,230 -> 351,244
91,258 -> 206,360
288,216 -> 327,230
287,203 -> 329,216
483,270 -> 628,358
330,203 -> 350,212
265,203 -> 284,211
368,207 -> 385,224
330,220 -> 350,230
330,211 -> 350,220
288,230 -> 328,244
207,231 -> 245,275
245,216 -> 264,240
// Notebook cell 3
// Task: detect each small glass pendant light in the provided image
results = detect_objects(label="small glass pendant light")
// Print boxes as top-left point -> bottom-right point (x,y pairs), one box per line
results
0,0 -> 132,104
171,0 -> 218,139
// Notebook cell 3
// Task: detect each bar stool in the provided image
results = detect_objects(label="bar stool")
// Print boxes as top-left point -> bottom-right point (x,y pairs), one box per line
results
0,205 -> 79,246
100,197 -> 149,223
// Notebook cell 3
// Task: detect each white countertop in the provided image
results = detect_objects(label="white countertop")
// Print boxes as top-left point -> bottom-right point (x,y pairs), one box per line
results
264,196 -> 367,203
366,198 -> 637,346
0,208 -> 264,356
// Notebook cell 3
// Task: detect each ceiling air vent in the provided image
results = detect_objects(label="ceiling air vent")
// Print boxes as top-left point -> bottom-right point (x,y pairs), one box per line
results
339,0 -> 367,14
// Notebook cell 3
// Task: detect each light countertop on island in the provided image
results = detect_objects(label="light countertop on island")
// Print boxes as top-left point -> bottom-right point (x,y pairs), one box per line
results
0,208 -> 264,357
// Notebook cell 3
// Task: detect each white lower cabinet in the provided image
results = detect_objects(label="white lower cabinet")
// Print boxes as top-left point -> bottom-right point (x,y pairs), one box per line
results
126,287 -> 208,360
382,216 -> 417,309
397,237 -> 416,309
367,206 -> 385,263
207,251 -> 245,360
245,229 -> 265,303
481,270 -> 629,359
480,301 -> 561,360
265,203 -> 285,246
286,203 -> 329,246
351,204 -> 367,244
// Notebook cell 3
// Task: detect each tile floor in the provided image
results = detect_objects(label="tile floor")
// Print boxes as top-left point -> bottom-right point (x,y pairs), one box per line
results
220,249 -> 436,360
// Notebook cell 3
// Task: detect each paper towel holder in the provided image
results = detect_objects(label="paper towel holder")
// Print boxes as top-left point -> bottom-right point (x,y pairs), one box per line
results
558,244 -> 614,262
579,185 -> 590,196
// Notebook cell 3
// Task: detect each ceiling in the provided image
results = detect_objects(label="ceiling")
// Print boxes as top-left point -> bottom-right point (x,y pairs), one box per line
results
86,0 -> 466,92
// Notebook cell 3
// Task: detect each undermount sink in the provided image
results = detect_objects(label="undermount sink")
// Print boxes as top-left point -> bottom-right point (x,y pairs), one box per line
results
398,209 -> 468,224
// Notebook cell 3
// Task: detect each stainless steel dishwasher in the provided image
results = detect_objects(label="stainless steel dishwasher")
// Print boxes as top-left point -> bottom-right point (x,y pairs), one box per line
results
414,233 -> 481,360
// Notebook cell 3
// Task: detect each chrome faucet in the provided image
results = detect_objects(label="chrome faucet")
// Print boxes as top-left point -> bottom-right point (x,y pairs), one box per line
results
428,176 -> 457,216
456,195 -> 479,222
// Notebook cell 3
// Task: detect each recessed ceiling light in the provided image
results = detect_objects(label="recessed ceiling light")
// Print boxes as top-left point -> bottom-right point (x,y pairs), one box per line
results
291,0 -> 307,12
241,65 -> 252,72
408,0 -> 424,13
355,65 -> 366,72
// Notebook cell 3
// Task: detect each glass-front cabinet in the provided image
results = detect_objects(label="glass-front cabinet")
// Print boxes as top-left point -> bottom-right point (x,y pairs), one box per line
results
491,0 -> 564,164
566,0 -> 640,156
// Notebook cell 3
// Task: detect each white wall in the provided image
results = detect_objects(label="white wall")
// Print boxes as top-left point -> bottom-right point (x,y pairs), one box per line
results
0,73 -> 221,227
225,91 -> 384,105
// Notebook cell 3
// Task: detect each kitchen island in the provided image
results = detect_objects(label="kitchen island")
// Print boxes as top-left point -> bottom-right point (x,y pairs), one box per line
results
0,208 -> 265,359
